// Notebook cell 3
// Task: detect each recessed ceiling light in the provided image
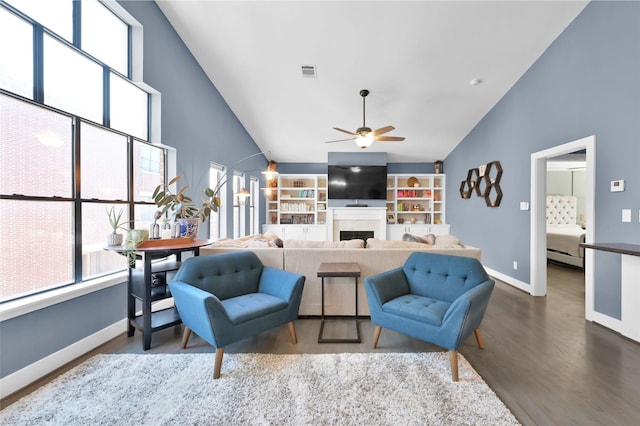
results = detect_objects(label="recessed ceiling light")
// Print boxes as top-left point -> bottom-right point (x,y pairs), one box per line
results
470,78 -> 483,86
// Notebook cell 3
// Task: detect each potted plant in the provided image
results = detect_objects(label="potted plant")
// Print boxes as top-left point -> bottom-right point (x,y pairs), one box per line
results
152,174 -> 221,238
106,206 -> 127,246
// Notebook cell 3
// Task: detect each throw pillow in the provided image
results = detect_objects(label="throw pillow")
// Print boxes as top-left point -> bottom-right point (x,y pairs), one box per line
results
423,233 -> 436,245
434,234 -> 462,246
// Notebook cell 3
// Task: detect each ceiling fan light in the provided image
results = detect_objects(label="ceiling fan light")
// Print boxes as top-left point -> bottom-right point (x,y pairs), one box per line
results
356,134 -> 374,149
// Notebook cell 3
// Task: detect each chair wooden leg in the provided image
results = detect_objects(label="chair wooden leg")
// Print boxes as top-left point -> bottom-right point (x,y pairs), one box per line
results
449,350 -> 459,382
213,347 -> 224,379
474,328 -> 485,349
288,321 -> 298,344
372,325 -> 382,349
181,326 -> 192,349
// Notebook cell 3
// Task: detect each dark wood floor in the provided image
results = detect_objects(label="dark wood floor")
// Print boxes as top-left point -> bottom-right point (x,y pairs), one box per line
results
3,263 -> 639,425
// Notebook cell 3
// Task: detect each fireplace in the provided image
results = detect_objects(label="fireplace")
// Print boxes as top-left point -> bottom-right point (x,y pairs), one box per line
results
340,230 -> 374,241
327,207 -> 387,241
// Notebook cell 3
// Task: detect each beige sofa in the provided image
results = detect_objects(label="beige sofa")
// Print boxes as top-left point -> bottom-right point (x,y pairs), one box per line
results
200,236 -> 481,316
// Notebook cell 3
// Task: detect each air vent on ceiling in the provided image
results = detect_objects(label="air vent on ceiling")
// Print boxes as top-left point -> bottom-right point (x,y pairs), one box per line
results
301,65 -> 316,78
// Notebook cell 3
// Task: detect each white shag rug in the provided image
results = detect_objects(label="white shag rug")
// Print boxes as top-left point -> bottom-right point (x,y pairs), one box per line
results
1,352 -> 519,425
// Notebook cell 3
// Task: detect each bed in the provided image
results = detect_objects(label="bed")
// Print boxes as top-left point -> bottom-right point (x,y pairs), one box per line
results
546,195 -> 585,268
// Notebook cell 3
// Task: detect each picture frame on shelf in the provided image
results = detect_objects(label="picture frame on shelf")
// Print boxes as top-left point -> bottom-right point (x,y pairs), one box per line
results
387,214 -> 396,224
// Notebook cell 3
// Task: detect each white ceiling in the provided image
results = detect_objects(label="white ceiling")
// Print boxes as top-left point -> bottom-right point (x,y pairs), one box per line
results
156,1 -> 588,163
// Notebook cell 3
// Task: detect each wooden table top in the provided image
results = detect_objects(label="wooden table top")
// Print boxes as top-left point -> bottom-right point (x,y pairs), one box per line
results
106,239 -> 213,253
317,262 -> 361,277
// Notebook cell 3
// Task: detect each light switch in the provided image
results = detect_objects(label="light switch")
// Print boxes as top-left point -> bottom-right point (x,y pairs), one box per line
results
622,209 -> 631,223
520,202 -> 529,211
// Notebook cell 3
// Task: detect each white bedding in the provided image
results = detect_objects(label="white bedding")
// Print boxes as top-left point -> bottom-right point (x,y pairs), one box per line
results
547,224 -> 585,258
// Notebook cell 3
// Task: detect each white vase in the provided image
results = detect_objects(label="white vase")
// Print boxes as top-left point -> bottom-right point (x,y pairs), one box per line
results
107,233 -> 123,246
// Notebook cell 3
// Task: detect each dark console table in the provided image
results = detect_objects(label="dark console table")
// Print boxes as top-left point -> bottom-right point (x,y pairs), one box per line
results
317,262 -> 362,343
109,239 -> 212,350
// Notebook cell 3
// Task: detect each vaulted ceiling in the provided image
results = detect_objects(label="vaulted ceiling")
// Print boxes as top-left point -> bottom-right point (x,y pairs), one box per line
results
156,1 -> 588,163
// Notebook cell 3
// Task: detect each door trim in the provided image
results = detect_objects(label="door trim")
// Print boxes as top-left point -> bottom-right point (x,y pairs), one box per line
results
530,135 -> 595,320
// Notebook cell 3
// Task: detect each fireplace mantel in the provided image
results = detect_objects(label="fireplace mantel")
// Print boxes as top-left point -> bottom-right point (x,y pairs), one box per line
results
326,207 -> 387,242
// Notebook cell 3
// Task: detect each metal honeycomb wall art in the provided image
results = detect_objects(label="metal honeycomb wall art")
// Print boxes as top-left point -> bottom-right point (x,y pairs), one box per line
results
459,160 -> 503,207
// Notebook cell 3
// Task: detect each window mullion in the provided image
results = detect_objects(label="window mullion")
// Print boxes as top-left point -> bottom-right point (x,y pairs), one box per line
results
104,66 -> 110,127
33,23 -> 44,103
73,0 -> 81,48
72,117 -> 82,282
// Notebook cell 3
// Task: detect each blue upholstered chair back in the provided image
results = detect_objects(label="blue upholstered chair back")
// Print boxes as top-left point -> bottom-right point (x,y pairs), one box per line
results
173,251 -> 263,300
402,252 -> 489,303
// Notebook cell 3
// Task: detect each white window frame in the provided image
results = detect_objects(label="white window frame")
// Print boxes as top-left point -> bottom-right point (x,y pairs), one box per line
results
209,162 -> 224,240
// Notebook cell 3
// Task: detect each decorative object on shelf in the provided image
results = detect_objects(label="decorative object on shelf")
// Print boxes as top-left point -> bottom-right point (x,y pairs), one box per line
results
106,206 -> 126,246
482,161 -> 503,207
434,160 -> 444,174
150,210 -> 162,239
161,218 -> 172,239
407,176 -> 419,187
459,161 -> 503,207
387,214 -> 395,224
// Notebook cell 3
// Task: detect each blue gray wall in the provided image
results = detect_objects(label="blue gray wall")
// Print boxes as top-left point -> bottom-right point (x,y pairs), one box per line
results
444,1 -> 640,319
121,0 -> 267,238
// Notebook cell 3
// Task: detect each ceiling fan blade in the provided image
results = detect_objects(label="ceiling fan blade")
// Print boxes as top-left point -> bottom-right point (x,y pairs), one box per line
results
372,126 -> 395,136
333,127 -> 357,136
325,137 -> 356,144
375,136 -> 405,142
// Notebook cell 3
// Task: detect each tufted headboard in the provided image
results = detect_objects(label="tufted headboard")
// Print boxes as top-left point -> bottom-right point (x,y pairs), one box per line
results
546,195 -> 577,225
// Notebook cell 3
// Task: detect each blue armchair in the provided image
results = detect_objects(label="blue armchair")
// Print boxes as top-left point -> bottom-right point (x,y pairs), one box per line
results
364,252 -> 494,381
169,251 -> 305,378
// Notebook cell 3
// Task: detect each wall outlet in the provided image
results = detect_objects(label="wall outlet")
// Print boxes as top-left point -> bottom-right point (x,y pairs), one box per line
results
622,209 -> 631,223
513,261 -> 518,270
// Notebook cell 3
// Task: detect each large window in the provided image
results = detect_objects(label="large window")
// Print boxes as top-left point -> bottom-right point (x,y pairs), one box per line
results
0,8 -> 33,98
0,92 -> 164,301
0,0 -> 161,303
232,173 -> 245,239
0,1 -> 149,138
81,0 -> 128,76
5,0 -> 73,42
43,34 -> 104,124
80,122 -> 128,200
110,73 -> 148,140
209,163 -> 224,240
250,177 -> 259,235
0,94 -> 76,299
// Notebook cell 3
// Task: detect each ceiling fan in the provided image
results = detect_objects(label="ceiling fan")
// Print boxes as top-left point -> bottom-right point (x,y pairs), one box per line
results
326,89 -> 405,149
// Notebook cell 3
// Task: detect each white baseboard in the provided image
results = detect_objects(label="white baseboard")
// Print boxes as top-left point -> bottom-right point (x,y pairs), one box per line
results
589,310 -> 624,336
1,319 -> 127,400
484,266 -> 532,294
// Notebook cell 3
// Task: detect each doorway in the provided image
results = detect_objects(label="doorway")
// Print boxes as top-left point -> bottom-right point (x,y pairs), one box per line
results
530,135 -> 595,321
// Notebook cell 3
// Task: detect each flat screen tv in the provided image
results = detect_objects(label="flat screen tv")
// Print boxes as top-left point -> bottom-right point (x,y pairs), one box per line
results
328,165 -> 387,200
